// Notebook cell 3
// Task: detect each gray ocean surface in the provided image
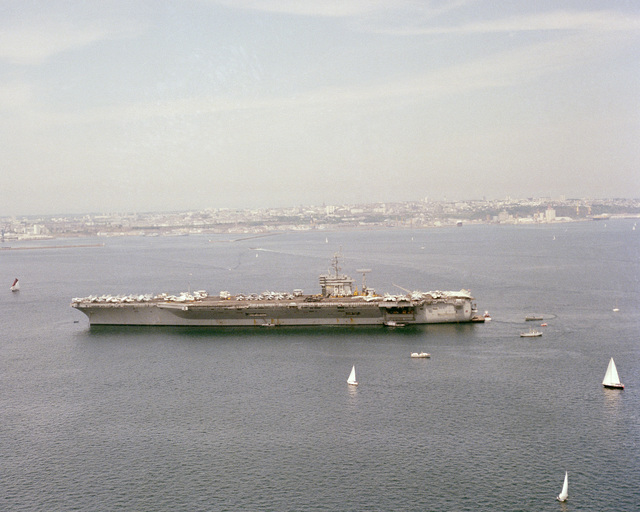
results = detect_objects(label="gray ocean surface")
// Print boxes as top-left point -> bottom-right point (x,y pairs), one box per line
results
1,221 -> 639,511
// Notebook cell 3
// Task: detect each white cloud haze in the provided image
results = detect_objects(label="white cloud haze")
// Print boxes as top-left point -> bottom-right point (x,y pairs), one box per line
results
0,0 -> 638,215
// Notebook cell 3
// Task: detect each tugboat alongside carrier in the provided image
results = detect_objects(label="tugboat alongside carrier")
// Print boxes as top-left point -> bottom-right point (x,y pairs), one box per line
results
71,255 -> 479,327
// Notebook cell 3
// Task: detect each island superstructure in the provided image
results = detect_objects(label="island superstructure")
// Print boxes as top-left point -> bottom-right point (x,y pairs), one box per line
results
71,255 -> 479,327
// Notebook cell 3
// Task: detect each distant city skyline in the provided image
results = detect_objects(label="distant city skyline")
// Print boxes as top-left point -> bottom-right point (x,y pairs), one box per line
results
3,196 -> 639,243
1,1 -> 639,216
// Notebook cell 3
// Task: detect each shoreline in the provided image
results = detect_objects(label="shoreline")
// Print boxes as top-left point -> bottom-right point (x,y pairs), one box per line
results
0,243 -> 105,251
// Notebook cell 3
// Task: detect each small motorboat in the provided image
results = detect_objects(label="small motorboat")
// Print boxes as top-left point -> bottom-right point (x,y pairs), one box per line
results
525,315 -> 543,321
483,311 -> 492,321
410,352 -> 431,358
520,329 -> 542,337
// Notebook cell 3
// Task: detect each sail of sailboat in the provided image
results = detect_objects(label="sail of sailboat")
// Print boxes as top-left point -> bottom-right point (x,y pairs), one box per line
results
556,471 -> 568,502
602,358 -> 624,389
347,365 -> 358,386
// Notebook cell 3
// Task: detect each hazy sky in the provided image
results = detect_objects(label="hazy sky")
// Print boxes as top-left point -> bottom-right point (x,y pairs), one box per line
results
1,1 -> 639,215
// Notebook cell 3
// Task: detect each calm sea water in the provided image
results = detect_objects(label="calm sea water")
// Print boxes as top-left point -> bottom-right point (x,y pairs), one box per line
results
1,221 -> 639,511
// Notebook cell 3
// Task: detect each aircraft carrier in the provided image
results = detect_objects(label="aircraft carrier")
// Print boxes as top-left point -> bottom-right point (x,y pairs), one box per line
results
71,255 -> 479,327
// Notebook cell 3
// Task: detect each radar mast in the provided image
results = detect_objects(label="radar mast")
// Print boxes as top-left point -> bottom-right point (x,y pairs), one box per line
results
356,269 -> 372,295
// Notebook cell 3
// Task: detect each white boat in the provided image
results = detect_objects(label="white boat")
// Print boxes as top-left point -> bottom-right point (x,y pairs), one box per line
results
602,357 -> 624,389
10,278 -> 19,292
520,329 -> 542,337
410,352 -> 431,358
347,365 -> 358,386
483,311 -> 491,321
556,471 -> 568,502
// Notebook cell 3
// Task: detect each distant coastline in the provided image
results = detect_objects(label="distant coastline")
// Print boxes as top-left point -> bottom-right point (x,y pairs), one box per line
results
2,198 -> 639,242
0,243 -> 105,250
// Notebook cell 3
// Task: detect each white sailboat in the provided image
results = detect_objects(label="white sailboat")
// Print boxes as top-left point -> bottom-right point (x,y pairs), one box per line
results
556,471 -> 568,502
347,365 -> 358,386
10,278 -> 19,291
602,357 -> 624,389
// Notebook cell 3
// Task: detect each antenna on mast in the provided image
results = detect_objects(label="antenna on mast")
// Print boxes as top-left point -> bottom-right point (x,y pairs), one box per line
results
393,283 -> 412,294
356,269 -> 372,294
